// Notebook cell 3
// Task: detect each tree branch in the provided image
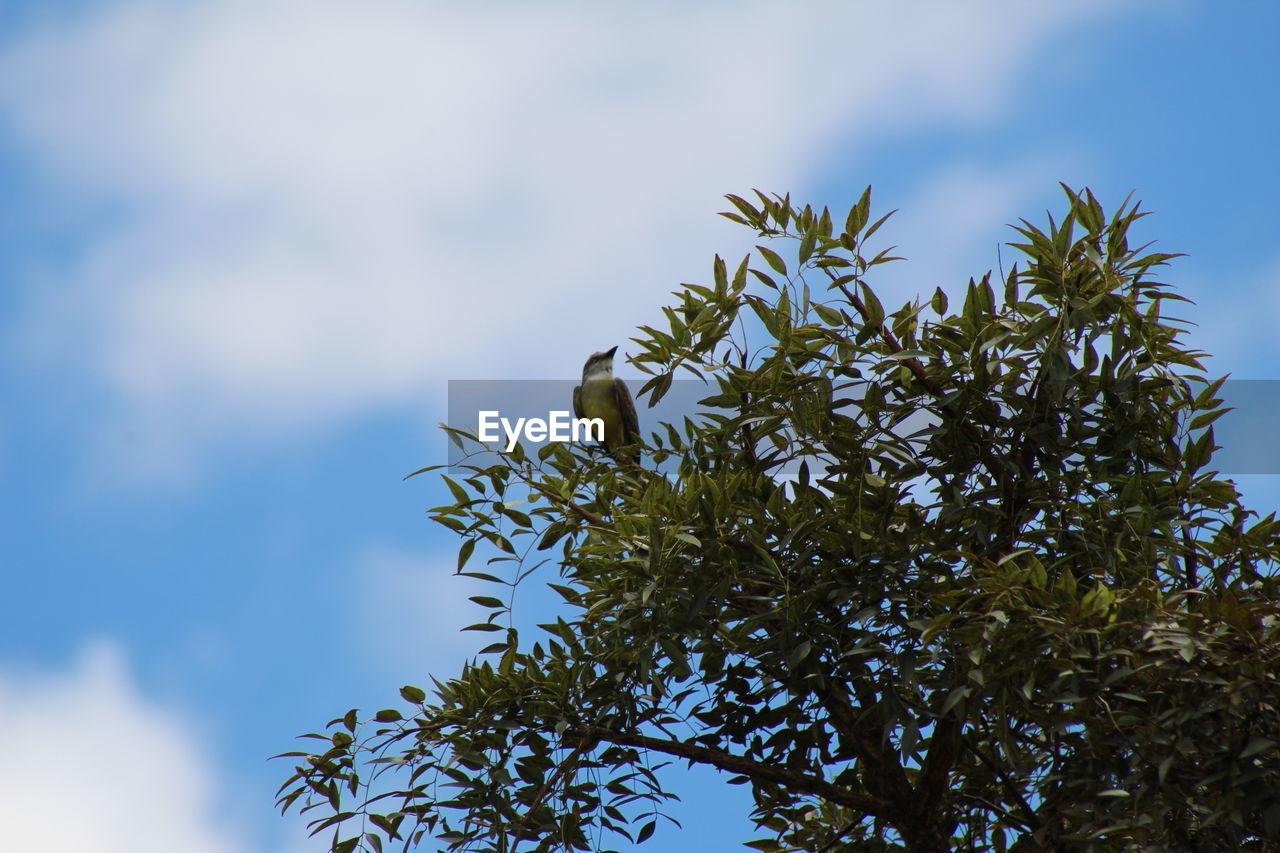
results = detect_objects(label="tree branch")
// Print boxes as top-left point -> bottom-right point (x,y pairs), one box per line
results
510,466 -> 605,527
824,269 -> 1022,557
961,732 -> 1040,833
1180,509 -> 1199,590
510,742 -> 588,848
812,672 -> 913,805
571,725 -> 891,817
913,714 -> 960,823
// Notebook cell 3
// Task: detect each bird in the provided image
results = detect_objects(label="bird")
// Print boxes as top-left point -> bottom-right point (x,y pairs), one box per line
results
573,346 -> 640,466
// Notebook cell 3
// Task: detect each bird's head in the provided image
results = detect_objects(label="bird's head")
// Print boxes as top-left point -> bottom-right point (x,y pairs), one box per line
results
581,346 -> 618,381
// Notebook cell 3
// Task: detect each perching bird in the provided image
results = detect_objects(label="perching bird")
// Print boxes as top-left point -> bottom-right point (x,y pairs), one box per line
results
573,346 -> 640,465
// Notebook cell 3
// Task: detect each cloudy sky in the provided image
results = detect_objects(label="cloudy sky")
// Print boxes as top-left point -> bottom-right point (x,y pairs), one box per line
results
2,1 -> 1278,851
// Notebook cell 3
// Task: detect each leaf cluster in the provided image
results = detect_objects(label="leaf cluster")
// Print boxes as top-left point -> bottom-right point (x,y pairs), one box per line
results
278,186 -> 1280,852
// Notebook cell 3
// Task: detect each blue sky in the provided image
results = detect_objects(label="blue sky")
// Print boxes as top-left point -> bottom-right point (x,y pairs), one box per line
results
1,2 -> 1278,851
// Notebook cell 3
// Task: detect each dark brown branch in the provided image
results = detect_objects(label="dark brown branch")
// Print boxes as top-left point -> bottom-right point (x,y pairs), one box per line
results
510,467 -> 605,527
1181,510 -> 1199,590
809,675 -> 913,806
825,268 -> 1023,558
961,732 -> 1041,832
510,742 -> 588,848
826,273 -> 938,396
913,715 -> 960,823
571,725 -> 891,817
739,344 -> 760,469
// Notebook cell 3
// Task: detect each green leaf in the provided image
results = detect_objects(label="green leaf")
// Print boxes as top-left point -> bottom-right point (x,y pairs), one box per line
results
724,193 -> 761,224
1188,408 -> 1229,430
457,538 -> 476,571
1242,737 -> 1276,759
942,686 -> 970,715
930,287 -> 948,316
713,254 -> 728,292
846,186 -> 871,237
756,245 -> 788,276
863,208 -> 896,241
442,475 -> 470,504
501,507 -> 533,528
798,229 -> 817,265
859,282 -> 885,327
812,302 -> 845,327
744,840 -> 784,852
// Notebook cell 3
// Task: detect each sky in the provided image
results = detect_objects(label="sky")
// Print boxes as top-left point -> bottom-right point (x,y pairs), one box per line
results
1,1 -> 1279,851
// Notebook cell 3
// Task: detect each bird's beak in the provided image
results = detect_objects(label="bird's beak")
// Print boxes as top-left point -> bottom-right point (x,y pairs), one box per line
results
605,345 -> 618,358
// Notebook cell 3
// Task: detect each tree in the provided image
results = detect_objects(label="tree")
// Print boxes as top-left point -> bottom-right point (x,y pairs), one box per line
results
277,186 -> 1280,852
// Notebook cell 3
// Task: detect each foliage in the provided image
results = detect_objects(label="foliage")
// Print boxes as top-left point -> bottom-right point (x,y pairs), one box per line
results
277,185 -> 1280,852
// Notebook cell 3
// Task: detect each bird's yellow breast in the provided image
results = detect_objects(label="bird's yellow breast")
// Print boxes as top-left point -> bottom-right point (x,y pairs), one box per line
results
578,376 -> 627,450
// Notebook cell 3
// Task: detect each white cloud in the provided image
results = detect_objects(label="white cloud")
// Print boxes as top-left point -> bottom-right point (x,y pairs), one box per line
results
353,545 -> 491,681
0,0 -> 1138,471
0,642 -> 248,853
869,153 -> 1089,306
1182,255 -> 1280,377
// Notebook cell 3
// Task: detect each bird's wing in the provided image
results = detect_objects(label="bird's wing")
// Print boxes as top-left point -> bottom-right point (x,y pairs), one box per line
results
614,377 -> 640,446
573,384 -> 584,421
